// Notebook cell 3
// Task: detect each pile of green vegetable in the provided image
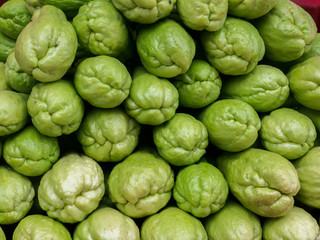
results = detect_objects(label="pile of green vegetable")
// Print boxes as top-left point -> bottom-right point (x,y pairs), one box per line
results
0,0 -> 320,239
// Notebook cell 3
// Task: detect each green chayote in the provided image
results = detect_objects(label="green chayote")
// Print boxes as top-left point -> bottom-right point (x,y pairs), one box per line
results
73,0 -> 131,58
255,0 -> 317,62
12,214 -> 72,240
287,56 -> 320,110
293,33 -> 320,64
263,207 -> 319,240
74,55 -> 132,108
0,166 -> 35,224
177,0 -> 227,31
153,113 -> 208,166
204,200 -> 262,240
108,149 -> 174,218
3,125 -> 60,176
173,59 -> 222,108
294,147 -> 320,208
201,17 -> 265,76
112,0 -> 176,24
0,90 -> 28,136
173,161 -> 228,218
0,31 -> 15,63
5,51 -> 38,94
0,0 -> 31,39
27,80 -> 85,137
199,99 -> 261,152
228,0 -> 278,19
260,108 -> 317,160
136,19 -> 195,78
141,207 -> 208,240
221,64 -> 290,112
38,153 -> 105,223
15,5 -> 78,82
124,68 -> 179,125
217,148 -> 300,217
73,207 -> 140,240
77,107 -> 140,162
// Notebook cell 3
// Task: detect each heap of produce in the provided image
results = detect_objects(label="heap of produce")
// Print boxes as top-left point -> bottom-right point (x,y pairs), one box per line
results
0,0 -> 320,239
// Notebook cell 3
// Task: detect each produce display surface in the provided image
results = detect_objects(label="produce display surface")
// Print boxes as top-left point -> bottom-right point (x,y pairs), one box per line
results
0,0 -> 320,239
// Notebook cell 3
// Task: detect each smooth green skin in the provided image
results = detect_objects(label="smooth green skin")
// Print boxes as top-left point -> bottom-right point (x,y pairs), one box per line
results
137,19 -> 195,78
200,17 -> 265,76
112,0 -> 176,24
260,108 -> 317,160
3,125 -> 60,177
217,148 -> 300,217
199,99 -> 261,152
0,0 -> 31,39
141,207 -> 208,240
204,200 -> 262,240
153,113 -> 208,166
287,56 -> 320,110
0,166 -> 35,224
0,227 -> 5,240
0,62 -> 9,90
5,51 -> 38,94
38,153 -> 105,223
222,65 -> 290,112
0,31 -> 15,63
73,207 -> 140,240
77,108 -> 140,162
14,5 -> 78,82
177,0 -> 227,31
173,59 -> 222,108
27,80 -> 85,137
293,33 -> 320,64
73,0 -> 130,58
294,147 -> 320,208
173,162 -> 228,218
263,207 -> 319,240
12,214 -> 72,240
228,0 -> 278,19
0,90 -> 28,136
74,56 -> 132,108
298,106 -> 320,132
124,70 -> 179,125
108,150 -> 174,218
255,0 -> 317,62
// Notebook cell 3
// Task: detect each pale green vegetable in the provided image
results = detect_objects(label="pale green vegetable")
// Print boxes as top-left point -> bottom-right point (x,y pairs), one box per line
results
38,153 -> 105,223
0,90 -> 28,137
3,125 -> 60,176
260,108 -> 317,160
217,148 -> 300,217
141,207 -> 208,240
263,207 -> 319,240
199,99 -> 261,152
15,5 -> 78,82
73,207 -> 140,240
204,200 -> 262,240
173,161 -> 228,218
27,80 -> 85,137
12,214 -> 72,240
0,166 -> 35,224
77,107 -> 140,162
108,149 -> 174,218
